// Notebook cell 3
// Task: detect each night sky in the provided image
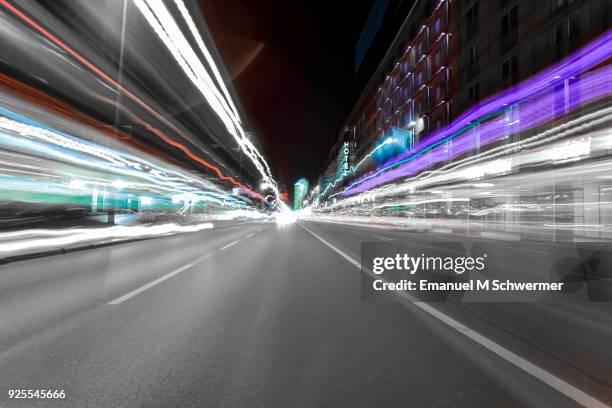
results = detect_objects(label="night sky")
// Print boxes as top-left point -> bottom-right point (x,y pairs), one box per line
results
199,0 -> 413,191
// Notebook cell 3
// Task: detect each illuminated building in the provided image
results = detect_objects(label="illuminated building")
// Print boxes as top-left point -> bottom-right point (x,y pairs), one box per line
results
316,0 -> 612,241
319,0 -> 610,195
293,178 -> 309,210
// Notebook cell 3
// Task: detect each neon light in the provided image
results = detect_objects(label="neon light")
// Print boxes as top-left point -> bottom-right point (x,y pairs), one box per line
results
338,32 -> 612,196
343,69 -> 610,195
317,138 -> 393,200
334,108 -> 506,197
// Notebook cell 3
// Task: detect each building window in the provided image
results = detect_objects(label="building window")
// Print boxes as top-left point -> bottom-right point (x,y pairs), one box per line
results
433,48 -> 444,71
418,116 -> 429,138
501,6 -> 518,36
433,117 -> 444,132
404,101 -> 415,127
569,14 -> 581,50
415,89 -> 429,115
553,0 -> 574,11
434,18 -> 442,35
466,2 -> 479,40
502,54 -> 519,86
468,44 -> 479,65
500,5 -> 519,54
415,40 -> 423,57
406,74 -> 414,95
468,82 -> 480,104
402,61 -> 410,77
416,71 -> 424,89
554,23 -> 564,60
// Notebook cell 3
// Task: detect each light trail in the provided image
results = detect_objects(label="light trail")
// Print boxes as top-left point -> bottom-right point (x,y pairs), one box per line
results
0,222 -> 214,254
348,107 -> 612,204
0,102 -> 255,213
335,31 -> 612,197
0,0 -> 257,194
173,0 -> 278,196
317,138 -> 393,200
339,61 -> 611,196
310,101 -> 612,240
326,109 -> 611,211
134,0 -> 281,199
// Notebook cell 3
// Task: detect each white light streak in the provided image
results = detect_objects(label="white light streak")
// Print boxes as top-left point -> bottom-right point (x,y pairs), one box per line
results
134,0 -> 281,199
0,223 -> 214,254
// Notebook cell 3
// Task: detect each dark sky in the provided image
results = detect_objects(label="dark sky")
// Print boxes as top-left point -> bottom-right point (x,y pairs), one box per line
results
199,0 -> 412,191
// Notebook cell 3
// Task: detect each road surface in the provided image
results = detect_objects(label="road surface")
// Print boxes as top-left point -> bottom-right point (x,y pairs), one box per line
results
0,221 -> 611,407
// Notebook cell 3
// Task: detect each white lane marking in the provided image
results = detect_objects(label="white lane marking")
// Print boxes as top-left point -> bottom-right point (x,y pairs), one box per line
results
432,228 -> 453,234
108,252 -> 215,305
300,225 -> 361,270
220,240 -> 239,251
373,234 -> 394,241
299,223 -> 610,408
246,233 -> 255,238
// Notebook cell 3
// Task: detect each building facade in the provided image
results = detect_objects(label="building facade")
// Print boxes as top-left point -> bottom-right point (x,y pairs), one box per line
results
315,0 -> 612,240
318,0 -> 610,193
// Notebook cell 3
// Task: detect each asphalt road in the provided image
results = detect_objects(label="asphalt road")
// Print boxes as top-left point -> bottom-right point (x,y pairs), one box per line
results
0,220 -> 611,407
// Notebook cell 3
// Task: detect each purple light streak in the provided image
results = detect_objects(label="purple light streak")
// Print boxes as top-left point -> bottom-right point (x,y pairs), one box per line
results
344,64 -> 612,195
341,30 -> 612,196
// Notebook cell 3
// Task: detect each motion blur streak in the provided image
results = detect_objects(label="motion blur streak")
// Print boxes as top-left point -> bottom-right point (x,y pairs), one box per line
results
134,0 -> 281,199
317,137 -> 393,200
368,109 -> 612,200
308,30 -> 612,242
2,1 -> 612,407
0,0 -> 258,194
0,222 -> 213,255
335,31 -> 612,196
336,105 -> 611,205
174,0 -> 278,195
0,90 -> 256,227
